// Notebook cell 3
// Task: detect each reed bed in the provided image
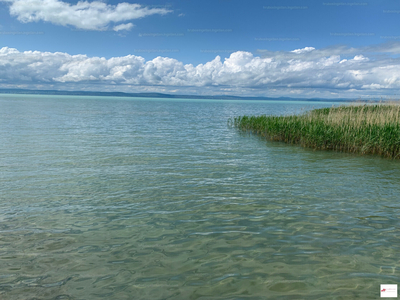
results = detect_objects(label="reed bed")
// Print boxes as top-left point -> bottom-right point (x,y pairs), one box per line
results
230,103 -> 400,159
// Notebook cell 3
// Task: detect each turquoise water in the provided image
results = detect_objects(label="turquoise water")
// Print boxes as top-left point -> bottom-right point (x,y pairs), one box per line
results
0,94 -> 399,299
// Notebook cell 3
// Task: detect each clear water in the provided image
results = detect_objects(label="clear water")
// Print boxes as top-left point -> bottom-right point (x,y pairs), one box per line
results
0,94 -> 399,300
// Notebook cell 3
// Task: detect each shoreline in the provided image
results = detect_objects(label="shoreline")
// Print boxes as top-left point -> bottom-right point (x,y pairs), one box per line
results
0,88 -> 373,102
231,103 -> 400,159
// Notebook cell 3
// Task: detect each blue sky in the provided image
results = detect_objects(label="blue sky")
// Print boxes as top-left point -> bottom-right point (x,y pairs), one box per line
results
0,0 -> 400,98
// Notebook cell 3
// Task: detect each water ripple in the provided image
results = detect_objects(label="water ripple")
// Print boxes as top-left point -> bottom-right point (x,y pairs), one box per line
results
1,95 -> 400,299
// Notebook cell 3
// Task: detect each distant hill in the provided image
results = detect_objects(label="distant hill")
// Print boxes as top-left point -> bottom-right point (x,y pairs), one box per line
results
0,88 -> 356,102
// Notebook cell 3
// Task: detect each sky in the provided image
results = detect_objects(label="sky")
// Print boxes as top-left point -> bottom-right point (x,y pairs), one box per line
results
0,0 -> 400,99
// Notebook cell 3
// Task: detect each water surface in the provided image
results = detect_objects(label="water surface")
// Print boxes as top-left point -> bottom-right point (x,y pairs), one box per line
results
0,94 -> 399,299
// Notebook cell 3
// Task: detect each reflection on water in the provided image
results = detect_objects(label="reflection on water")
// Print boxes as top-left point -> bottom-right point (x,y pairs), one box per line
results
0,94 -> 399,299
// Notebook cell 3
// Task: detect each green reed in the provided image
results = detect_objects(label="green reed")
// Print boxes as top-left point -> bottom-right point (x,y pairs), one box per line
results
230,103 -> 400,159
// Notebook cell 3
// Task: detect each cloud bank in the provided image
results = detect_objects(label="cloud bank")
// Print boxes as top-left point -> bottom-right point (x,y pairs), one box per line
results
1,0 -> 171,31
1,44 -> 400,97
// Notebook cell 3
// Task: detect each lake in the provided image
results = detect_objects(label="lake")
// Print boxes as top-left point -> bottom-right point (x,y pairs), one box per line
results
0,94 -> 399,299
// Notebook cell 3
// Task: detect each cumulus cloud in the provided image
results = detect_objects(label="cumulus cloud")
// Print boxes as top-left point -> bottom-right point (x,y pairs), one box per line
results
1,0 -> 171,31
291,47 -> 315,54
1,43 -> 400,97
113,23 -> 134,32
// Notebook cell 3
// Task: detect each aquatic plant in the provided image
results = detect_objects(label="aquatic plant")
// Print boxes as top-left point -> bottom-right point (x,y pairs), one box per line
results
230,103 -> 400,159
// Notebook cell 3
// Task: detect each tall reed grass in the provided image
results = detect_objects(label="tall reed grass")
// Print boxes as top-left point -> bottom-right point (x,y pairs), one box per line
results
230,103 -> 400,159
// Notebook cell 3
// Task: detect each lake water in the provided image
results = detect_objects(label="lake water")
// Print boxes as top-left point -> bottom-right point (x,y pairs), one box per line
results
1,94 -> 399,300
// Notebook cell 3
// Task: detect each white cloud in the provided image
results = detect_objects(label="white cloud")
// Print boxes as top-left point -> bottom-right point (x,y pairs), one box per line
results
291,47 -> 315,54
1,0 -> 171,31
353,55 -> 369,61
113,23 -> 134,32
1,44 -> 400,97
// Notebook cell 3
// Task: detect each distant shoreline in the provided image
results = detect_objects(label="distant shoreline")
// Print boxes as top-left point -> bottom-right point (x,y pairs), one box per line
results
0,88 -> 361,102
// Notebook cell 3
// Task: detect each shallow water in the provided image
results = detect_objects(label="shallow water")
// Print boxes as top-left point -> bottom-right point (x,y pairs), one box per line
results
0,94 -> 399,299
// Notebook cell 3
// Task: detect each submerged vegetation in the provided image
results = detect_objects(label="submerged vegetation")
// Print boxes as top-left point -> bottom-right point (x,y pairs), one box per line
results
230,103 -> 400,159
